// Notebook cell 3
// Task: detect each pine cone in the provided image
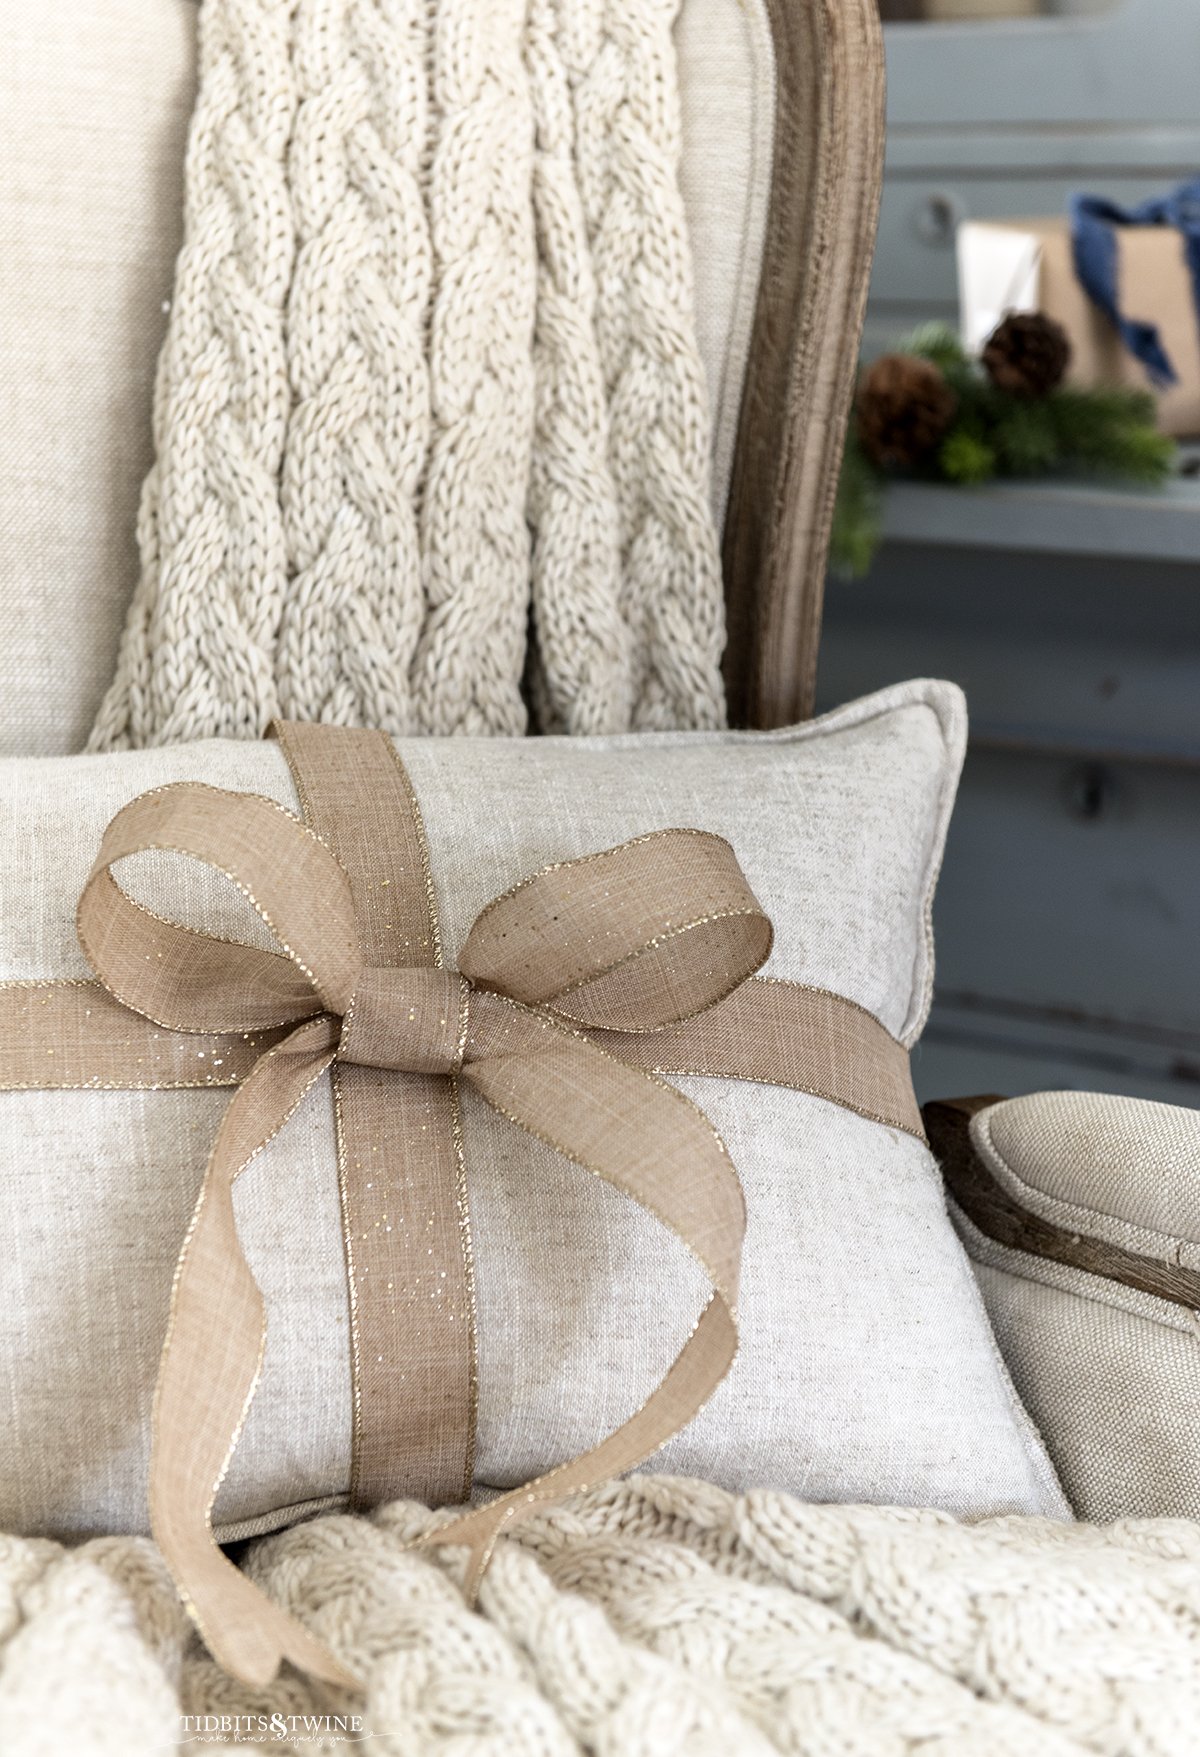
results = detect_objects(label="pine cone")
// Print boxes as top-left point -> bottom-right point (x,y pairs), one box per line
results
856,354 -> 958,471
982,312 -> 1071,398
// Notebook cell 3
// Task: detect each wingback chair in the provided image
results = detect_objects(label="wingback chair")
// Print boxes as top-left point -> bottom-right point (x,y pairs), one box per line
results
2,0 -> 1192,1536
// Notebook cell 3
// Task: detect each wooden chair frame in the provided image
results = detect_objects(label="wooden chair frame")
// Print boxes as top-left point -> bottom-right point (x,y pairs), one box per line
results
722,0 -> 886,728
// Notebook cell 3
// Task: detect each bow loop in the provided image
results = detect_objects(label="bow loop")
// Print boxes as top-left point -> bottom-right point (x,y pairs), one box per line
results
77,783 -> 363,1032
459,829 -> 773,1032
339,967 -> 470,1075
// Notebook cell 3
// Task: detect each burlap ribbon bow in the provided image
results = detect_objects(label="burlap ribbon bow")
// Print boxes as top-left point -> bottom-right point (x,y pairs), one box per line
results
1,724 -> 922,1690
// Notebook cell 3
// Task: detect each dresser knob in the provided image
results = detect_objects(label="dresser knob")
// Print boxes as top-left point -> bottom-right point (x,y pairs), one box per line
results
914,191 -> 966,247
1063,762 -> 1117,822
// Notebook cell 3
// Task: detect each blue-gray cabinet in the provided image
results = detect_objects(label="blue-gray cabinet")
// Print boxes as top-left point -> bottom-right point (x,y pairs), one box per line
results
818,475 -> 1200,1108
829,1 -> 1200,1106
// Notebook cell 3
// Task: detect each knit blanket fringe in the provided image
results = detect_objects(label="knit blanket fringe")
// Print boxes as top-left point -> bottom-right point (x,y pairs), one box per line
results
4,1474 -> 1199,1754
88,0 -> 726,750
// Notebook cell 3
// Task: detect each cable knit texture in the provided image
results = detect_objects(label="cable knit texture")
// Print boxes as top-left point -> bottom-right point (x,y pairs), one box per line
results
4,1475 -> 1200,1754
524,0 -> 631,735
277,0 -> 432,731
411,0 -> 537,735
89,0 -> 725,748
89,0 -> 295,750
567,0 -> 725,731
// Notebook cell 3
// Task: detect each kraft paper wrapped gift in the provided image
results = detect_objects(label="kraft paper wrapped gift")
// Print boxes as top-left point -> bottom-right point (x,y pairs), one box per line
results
959,217 -> 1200,437
0,681 -> 1066,1683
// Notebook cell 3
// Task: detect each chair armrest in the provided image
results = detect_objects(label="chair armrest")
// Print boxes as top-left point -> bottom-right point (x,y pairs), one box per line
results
925,1090 -> 1200,1523
924,1094 -> 1200,1311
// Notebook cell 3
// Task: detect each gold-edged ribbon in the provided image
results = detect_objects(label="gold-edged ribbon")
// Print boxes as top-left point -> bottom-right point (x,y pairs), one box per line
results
0,724 -> 924,1690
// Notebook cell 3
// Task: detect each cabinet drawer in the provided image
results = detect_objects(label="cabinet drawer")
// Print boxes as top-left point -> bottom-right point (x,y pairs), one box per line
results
933,747 -> 1200,1041
818,546 -> 1200,766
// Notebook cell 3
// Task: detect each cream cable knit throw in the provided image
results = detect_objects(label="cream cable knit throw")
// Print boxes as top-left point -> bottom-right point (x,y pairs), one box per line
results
568,0 -> 724,733
278,0 -> 434,733
4,1476 -> 1200,1756
88,0 -> 724,749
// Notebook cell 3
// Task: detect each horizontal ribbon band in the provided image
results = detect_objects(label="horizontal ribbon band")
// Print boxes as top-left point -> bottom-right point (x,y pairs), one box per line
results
0,724 -> 923,1690
0,974 -> 921,1134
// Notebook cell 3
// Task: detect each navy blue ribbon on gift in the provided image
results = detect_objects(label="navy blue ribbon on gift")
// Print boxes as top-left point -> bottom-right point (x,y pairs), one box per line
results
1070,178 -> 1200,388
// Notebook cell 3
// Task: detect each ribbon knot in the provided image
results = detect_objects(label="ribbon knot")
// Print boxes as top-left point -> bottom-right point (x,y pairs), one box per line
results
339,966 -> 469,1076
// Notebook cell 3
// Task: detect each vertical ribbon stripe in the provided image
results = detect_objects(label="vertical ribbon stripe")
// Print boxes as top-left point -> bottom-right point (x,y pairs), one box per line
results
275,721 -> 477,1515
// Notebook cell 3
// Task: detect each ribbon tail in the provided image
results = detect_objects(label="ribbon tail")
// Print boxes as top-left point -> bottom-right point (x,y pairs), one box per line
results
423,1297 -> 737,1599
1183,225 -> 1200,350
421,997 -> 744,1592
150,1016 -> 357,1690
1071,193 -> 1179,386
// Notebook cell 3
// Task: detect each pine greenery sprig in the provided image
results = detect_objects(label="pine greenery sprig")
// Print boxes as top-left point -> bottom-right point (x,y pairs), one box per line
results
832,323 -> 1176,577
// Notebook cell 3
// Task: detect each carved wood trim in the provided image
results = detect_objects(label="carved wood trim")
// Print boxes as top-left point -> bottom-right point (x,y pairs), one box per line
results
721,0 -> 886,728
926,1095 -> 1200,1313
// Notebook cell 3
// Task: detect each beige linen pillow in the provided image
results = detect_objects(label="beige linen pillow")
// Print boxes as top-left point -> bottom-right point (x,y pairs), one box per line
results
0,681 -> 1067,1538
941,1090 -> 1200,1523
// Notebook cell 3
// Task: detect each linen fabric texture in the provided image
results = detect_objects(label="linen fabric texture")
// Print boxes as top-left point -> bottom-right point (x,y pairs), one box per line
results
952,1090 -> 1200,1523
0,681 -> 1066,1539
0,0 -> 193,758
